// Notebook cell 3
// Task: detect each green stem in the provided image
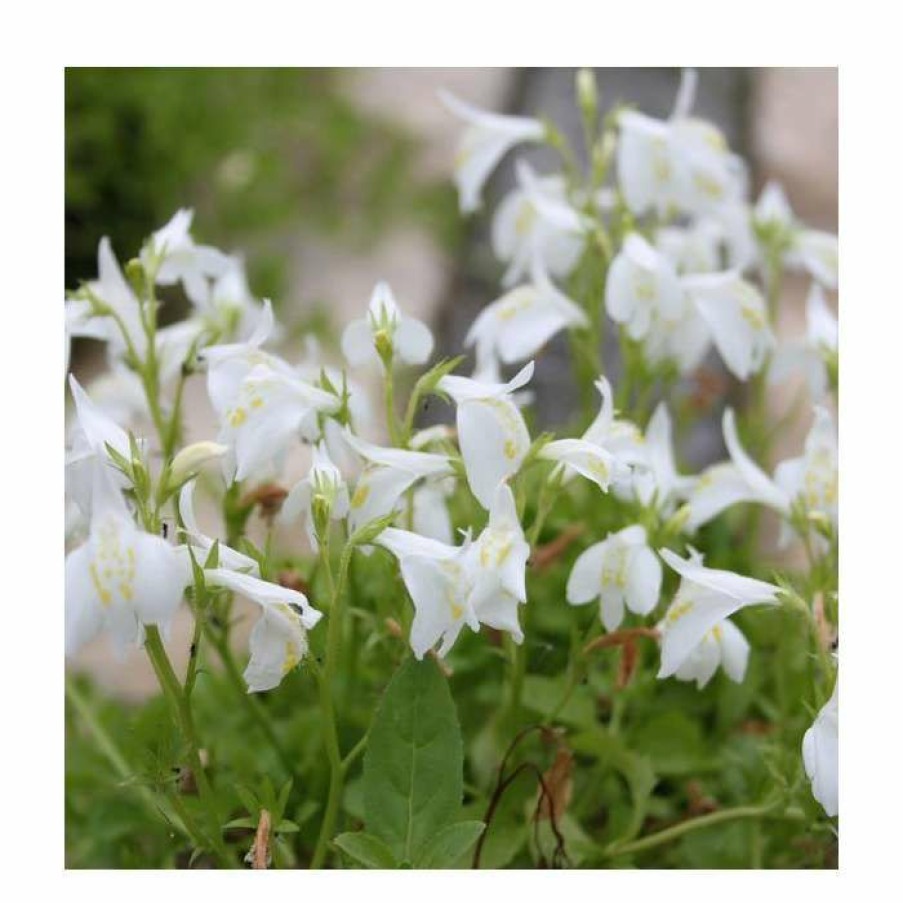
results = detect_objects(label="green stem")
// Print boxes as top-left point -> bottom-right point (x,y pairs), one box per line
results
144,626 -> 234,868
311,535 -> 347,869
383,363 -> 402,447
602,802 -> 782,860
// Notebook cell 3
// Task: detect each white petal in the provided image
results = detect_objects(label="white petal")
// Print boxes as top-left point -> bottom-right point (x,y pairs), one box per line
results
347,466 -> 418,533
566,542 -> 607,606
395,316 -> 434,365
341,317 -> 377,367
65,545 -> 104,655
244,606 -> 309,693
715,619 -> 750,683
205,568 -> 322,629
130,532 -> 190,626
625,545 -> 662,616
722,408 -> 789,513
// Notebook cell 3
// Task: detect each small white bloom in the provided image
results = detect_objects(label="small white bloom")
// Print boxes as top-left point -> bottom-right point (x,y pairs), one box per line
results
605,233 -> 684,340
617,69 -> 743,218
66,469 -> 190,657
170,441 -> 229,487
656,548 -> 779,682
466,260 -> 588,367
341,281 -> 433,368
464,483 -> 530,642
683,271 -> 774,380
280,442 -> 350,551
581,376 -> 648,472
204,568 -> 322,693
802,676 -> 839,817
630,403 -> 695,515
141,209 -> 231,305
491,161 -> 587,287
672,619 -> 750,689
438,361 -> 534,509
376,483 -> 528,658
769,282 -> 838,399
439,89 -> 545,214
540,437 -> 620,493
567,525 -> 662,631
342,429 -> 453,534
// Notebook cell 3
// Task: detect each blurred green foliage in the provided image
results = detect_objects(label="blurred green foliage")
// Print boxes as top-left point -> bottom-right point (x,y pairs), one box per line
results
66,68 -> 461,302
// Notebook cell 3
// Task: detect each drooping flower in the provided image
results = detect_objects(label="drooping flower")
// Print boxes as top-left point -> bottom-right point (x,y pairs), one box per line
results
141,208 -> 231,305
656,548 -> 779,682
280,441 -> 350,551
617,69 -> 745,218
341,430 -> 453,533
376,483 -> 528,658
682,270 -> 774,380
605,233 -> 684,340
566,525 -> 662,631
491,160 -> 587,287
465,259 -> 588,368
439,89 -> 545,214
438,361 -> 534,508
341,281 -> 433,369
203,567 -> 322,693
66,468 -> 190,657
769,282 -> 838,399
802,675 -> 839,816
671,618 -> 750,689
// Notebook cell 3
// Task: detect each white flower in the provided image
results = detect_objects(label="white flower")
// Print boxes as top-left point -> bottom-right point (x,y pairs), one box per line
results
684,407 -> 837,542
465,259 -> 587,367
66,374 -> 134,520
342,430 -> 453,533
630,403 -> 695,515
280,442 -> 350,551
683,271 -> 774,380
656,548 -> 779,682
566,525 -> 662,631
578,375 -> 648,482
753,182 -> 838,289
203,568 -> 322,693
605,233 -> 684,340
438,361 -> 534,508
672,619 -> 750,689
464,482 -> 530,643
491,160 -> 586,287
66,468 -> 190,657
769,282 -> 838,399
802,676 -> 839,816
376,483 -> 528,658
378,528 -> 478,658
341,281 -> 433,368
640,289 -> 713,375
540,437 -> 620,493
683,408 -> 790,532
656,220 -> 724,275
195,255 -> 268,340
141,209 -> 231,305
439,89 -> 545,214
617,69 -> 744,218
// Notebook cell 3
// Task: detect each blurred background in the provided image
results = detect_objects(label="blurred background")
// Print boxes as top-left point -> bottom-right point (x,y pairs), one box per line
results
65,67 -> 837,698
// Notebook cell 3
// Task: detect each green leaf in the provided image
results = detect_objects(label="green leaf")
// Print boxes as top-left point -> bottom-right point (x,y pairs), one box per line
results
333,832 -> 398,869
414,820 -> 485,868
363,658 -> 464,864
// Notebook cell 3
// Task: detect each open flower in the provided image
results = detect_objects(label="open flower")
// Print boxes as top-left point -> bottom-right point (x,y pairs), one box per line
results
605,233 -> 684,340
342,430 -> 453,533
683,271 -> 774,380
438,361 -> 534,508
439,89 -> 545,213
671,619 -> 750,689
617,69 -> 744,218
203,568 -> 322,693
769,282 -> 838,399
802,675 -> 839,816
341,281 -> 433,369
466,259 -> 588,368
141,208 -> 231,305
66,469 -> 190,657
491,160 -> 587,287
656,548 -> 779,682
376,483 -> 528,658
566,525 -> 662,631
280,441 -> 350,551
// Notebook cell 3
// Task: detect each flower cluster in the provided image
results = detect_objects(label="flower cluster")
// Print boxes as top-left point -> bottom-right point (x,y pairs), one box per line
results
65,69 -> 838,868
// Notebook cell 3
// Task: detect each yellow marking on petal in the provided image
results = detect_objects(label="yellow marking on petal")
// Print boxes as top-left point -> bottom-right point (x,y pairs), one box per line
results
282,641 -> 300,675
633,272 -> 657,302
666,599 -> 694,624
711,624 -> 723,641
351,483 -> 370,509
694,172 -> 724,200
89,563 -> 113,607
229,407 -> 247,427
450,603 -> 464,620
514,204 -> 536,237
250,397 -> 264,409
740,305 -> 766,330
504,439 -> 518,460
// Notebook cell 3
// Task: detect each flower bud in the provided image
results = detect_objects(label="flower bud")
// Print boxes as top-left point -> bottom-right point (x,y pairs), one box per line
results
170,441 -> 228,486
576,68 -> 598,121
374,327 -> 394,366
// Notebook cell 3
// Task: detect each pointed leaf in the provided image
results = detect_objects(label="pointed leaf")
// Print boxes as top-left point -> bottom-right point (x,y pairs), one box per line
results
414,820 -> 485,868
333,832 -> 398,869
